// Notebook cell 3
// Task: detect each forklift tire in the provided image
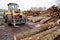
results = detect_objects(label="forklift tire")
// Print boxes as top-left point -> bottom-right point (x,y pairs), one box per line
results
7,22 -> 12,26
5,19 -> 7,23
22,23 -> 25,24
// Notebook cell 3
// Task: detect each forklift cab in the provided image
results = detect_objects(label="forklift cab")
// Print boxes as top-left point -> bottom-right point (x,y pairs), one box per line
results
4,3 -> 27,26
8,3 -> 19,10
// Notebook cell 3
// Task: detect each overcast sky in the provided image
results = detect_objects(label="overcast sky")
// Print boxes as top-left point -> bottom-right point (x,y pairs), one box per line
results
0,0 -> 56,10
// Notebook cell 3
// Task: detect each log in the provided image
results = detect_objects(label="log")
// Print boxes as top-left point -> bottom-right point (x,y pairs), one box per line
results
31,17 -> 45,23
41,29 -> 60,40
27,16 -> 33,21
28,16 -> 45,22
48,22 -> 56,29
20,27 -> 59,40
56,19 -> 60,25
40,17 -> 51,24
14,24 -> 51,40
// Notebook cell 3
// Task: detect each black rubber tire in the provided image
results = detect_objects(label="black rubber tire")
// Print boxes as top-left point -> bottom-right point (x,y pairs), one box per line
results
21,23 -> 25,24
7,21 -> 13,26
5,19 -> 7,23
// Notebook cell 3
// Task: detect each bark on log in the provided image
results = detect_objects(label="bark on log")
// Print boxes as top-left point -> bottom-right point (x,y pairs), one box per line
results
20,27 -> 59,40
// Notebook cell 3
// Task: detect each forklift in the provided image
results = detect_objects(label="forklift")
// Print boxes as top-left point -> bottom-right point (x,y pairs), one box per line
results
3,3 -> 27,27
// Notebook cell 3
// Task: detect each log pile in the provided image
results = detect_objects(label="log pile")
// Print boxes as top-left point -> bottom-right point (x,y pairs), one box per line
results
14,5 -> 60,40
44,18 -> 60,29
41,29 -> 60,40
14,27 -> 60,40
20,27 -> 58,40
23,5 -> 60,18
23,10 -> 45,16
47,5 -> 60,18
14,17 -> 60,40
14,24 -> 49,40
14,20 -> 60,40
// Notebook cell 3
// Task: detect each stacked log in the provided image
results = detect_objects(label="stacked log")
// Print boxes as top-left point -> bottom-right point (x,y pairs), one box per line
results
14,24 -> 51,40
47,5 -> 60,18
40,17 -> 52,24
23,10 -> 45,16
14,21 -> 60,40
45,18 -> 60,29
46,18 -> 59,23
41,29 -> 60,40
41,18 -> 60,29
15,27 -> 60,40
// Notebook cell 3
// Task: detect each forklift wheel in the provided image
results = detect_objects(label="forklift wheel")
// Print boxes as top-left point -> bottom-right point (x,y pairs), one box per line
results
7,22 -> 13,26
21,23 -> 25,24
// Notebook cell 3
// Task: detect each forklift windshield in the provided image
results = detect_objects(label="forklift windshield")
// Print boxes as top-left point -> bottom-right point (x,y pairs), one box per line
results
11,5 -> 17,9
8,3 -> 19,10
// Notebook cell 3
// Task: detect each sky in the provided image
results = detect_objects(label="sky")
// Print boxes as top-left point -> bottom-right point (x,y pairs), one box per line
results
0,0 -> 56,10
